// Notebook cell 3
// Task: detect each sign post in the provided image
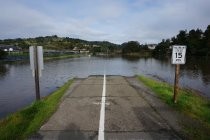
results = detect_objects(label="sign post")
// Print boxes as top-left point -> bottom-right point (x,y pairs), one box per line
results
174,64 -> 180,103
171,45 -> 186,103
29,46 -> 44,100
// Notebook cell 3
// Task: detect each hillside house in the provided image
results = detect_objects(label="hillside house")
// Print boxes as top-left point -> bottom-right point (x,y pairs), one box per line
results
0,45 -> 22,52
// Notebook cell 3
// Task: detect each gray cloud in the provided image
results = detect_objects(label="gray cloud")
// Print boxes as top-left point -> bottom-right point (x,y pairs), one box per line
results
0,0 -> 210,44
118,0 -> 210,43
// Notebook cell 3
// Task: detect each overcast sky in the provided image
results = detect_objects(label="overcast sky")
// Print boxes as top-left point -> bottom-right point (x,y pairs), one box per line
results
0,0 -> 210,44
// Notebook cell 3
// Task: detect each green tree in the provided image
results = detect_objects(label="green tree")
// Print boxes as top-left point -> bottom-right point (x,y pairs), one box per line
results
153,39 -> 171,57
0,50 -> 8,59
121,41 -> 140,54
187,29 -> 204,55
204,25 -> 210,57
176,30 -> 188,45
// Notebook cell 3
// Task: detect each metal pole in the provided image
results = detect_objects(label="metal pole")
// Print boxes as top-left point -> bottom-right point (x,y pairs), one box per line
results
173,64 -> 180,103
34,46 -> 40,100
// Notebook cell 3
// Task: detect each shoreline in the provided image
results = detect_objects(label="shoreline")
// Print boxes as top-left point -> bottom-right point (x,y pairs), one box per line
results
0,79 -> 73,139
0,53 -> 83,62
146,74 -> 210,100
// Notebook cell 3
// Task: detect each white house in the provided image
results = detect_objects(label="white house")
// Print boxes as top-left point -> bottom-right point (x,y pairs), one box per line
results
147,44 -> 157,50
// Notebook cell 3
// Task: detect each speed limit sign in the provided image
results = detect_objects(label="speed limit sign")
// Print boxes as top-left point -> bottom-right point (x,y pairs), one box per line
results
171,45 -> 187,103
172,45 -> 187,64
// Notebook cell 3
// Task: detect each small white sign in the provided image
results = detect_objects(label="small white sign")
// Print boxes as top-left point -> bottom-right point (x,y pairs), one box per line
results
29,46 -> 35,75
29,46 -> 44,77
172,45 -> 187,64
37,46 -> 44,77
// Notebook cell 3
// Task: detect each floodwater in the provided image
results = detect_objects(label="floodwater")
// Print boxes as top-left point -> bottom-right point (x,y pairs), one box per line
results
0,56 -> 209,118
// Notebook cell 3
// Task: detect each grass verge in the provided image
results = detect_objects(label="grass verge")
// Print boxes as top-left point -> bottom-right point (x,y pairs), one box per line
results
138,75 -> 210,139
0,79 -> 73,140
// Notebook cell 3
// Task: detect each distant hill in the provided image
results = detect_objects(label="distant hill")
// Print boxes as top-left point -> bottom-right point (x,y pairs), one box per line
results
0,35 -> 120,52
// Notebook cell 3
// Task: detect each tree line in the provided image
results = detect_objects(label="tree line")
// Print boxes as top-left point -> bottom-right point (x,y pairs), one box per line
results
1,25 -> 210,58
153,25 -> 210,57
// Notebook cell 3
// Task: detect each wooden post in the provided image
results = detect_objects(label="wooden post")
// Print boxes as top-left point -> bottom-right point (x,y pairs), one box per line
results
34,46 -> 40,100
173,64 -> 180,103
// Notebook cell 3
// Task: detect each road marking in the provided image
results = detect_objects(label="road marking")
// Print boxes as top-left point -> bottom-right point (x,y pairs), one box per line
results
93,102 -> 110,105
98,74 -> 106,140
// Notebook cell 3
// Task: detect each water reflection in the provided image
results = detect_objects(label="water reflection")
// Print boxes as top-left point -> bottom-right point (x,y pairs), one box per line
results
183,57 -> 210,85
122,55 -> 142,62
152,56 -> 210,85
0,64 -> 9,78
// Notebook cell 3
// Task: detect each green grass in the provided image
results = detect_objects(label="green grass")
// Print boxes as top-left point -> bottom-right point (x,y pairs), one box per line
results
138,75 -> 210,139
0,79 -> 73,140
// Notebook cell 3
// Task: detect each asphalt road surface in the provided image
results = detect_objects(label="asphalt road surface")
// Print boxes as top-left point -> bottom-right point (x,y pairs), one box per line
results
30,75 -> 181,140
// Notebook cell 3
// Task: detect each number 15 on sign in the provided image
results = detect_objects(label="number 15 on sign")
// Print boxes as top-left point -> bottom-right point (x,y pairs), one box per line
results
172,45 -> 187,64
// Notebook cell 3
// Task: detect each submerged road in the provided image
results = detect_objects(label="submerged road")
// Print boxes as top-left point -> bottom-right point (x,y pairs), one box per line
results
30,76 -> 181,140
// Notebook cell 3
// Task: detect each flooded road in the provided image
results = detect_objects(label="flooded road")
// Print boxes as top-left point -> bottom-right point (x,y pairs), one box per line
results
0,56 -> 209,118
